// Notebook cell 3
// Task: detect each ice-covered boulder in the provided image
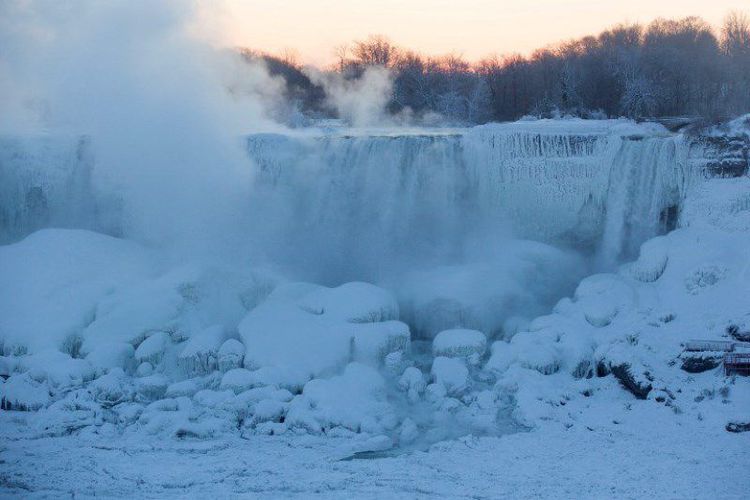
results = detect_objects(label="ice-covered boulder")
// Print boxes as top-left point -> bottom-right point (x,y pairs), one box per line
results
136,362 -> 154,377
88,368 -> 133,407
0,229 -> 155,354
177,325 -> 226,377
0,355 -> 18,378
431,357 -> 469,396
285,363 -> 395,434
240,300 -> 350,382
573,274 -> 637,328
297,282 -> 399,323
18,350 -> 94,390
134,332 -> 171,365
165,378 -> 203,398
239,282 -> 409,385
217,339 -> 245,372
83,273 -> 186,351
0,373 -> 50,410
398,366 -> 426,402
85,342 -> 135,375
624,236 -> 669,282
432,329 -> 487,361
220,368 -> 259,394
135,374 -> 169,401
193,389 -> 235,408
351,321 -> 410,365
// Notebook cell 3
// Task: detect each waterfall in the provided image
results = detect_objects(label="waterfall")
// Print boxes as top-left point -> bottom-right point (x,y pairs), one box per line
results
0,135 -> 99,244
247,123 -> 691,279
0,121 -> 709,273
598,136 -> 684,267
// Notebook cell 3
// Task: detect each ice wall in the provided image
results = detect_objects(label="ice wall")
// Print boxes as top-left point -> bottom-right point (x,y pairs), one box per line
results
247,120 -> 707,278
0,120 -> 737,268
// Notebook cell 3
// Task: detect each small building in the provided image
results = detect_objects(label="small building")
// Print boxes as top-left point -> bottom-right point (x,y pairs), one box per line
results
724,353 -> 750,376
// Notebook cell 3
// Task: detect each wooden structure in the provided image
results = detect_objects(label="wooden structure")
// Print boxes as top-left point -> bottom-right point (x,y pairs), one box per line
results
724,353 -> 750,376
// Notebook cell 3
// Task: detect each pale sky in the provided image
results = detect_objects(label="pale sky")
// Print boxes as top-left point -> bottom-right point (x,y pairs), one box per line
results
210,0 -> 749,66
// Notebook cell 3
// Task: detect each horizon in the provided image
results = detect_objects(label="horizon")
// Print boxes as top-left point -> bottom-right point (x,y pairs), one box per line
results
215,0 -> 749,65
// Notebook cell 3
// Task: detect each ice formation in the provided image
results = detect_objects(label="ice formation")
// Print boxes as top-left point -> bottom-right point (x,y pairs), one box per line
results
1,118 -> 749,463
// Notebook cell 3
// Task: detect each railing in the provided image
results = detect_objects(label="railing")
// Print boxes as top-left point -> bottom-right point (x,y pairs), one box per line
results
685,340 -> 735,352
724,353 -> 750,376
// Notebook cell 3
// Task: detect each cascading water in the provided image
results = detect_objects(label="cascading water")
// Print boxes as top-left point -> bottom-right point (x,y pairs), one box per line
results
0,135 -> 101,244
0,120 -> 709,278
246,122 -> 695,283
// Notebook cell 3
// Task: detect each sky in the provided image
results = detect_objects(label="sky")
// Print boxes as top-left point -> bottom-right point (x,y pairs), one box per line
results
211,0 -> 749,66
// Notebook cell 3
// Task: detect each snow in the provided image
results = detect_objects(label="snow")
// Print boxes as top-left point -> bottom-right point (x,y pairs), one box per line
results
0,229 -> 155,354
286,362 -> 395,434
1,119 -> 749,497
297,281 -> 399,323
239,283 -> 410,384
217,338 -> 245,372
432,328 -> 487,361
0,424 -> 747,498
430,357 -> 470,396
177,325 -> 226,376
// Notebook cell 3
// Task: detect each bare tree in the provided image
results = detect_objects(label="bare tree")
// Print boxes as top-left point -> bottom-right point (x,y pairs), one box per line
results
351,35 -> 399,67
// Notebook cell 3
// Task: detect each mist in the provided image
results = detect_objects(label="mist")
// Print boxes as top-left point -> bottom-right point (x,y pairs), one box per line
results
0,1 -> 288,261
1,0 -> 609,338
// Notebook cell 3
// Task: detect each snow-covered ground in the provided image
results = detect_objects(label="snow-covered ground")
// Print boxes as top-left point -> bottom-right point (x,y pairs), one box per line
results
1,422 -> 747,498
1,118 -> 750,498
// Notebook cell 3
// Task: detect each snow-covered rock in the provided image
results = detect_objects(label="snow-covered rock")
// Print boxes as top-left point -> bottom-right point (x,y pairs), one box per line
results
432,329 -> 487,361
217,339 -> 245,372
431,357 -> 469,396
297,282 -> 399,323
398,366 -> 426,402
0,230 -> 155,355
286,363 -> 395,434
19,350 -> 94,390
178,325 -> 226,377
573,274 -> 637,328
624,236 -> 669,282
220,368 -> 259,394
239,282 -> 410,385
88,368 -> 133,407
85,342 -> 135,375
135,374 -> 169,401
134,332 -> 171,366
0,373 -> 50,410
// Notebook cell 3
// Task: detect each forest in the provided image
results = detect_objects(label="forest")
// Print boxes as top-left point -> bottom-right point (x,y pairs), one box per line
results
244,12 -> 750,125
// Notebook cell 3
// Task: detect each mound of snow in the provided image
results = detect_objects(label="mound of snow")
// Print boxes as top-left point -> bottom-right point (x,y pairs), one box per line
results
18,350 -> 94,390
0,373 -> 50,410
134,332 -> 171,365
624,236 -> 669,282
432,329 -> 487,361
0,229 -> 155,354
217,339 -> 245,372
573,274 -> 637,328
239,282 -> 410,385
286,363 -> 395,434
178,325 -> 227,377
297,282 -> 399,323
431,357 -> 469,396
85,342 -> 135,375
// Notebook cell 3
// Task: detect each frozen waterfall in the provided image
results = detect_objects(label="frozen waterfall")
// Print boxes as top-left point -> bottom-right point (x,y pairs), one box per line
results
0,120 -> 712,272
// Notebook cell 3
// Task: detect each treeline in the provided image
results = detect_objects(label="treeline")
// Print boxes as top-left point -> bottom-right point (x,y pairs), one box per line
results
245,12 -> 750,124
